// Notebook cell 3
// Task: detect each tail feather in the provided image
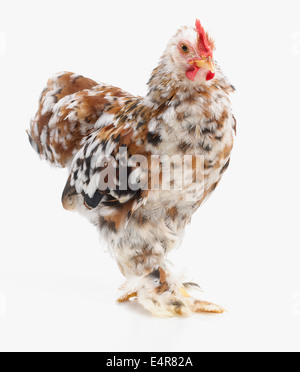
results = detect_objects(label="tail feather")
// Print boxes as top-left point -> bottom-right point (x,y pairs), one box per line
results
28,71 -> 132,168
27,129 -> 40,155
28,72 -> 99,167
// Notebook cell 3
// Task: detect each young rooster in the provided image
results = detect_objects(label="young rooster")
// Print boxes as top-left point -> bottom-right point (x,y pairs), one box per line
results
28,20 -> 236,317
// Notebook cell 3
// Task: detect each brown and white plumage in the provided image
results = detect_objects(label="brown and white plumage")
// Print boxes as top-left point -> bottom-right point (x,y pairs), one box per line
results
28,20 -> 236,317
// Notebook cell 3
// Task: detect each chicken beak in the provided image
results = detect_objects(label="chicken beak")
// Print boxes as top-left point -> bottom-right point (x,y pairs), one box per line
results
190,57 -> 215,73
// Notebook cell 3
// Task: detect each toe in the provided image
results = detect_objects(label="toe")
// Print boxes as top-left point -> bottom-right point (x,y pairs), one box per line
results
192,300 -> 225,314
117,292 -> 138,303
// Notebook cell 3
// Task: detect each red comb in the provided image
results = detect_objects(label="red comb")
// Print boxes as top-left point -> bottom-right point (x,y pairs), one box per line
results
195,19 -> 212,57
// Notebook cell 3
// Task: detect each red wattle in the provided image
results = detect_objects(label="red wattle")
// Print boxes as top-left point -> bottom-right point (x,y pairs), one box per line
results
206,71 -> 215,81
186,66 -> 199,81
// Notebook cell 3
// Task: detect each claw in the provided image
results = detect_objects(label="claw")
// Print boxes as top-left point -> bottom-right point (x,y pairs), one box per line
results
117,292 -> 137,303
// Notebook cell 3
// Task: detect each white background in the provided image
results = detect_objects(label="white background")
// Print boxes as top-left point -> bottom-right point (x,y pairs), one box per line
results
0,0 -> 300,352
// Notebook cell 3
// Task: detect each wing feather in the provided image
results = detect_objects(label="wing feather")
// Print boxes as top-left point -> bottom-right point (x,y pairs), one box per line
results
62,124 -> 150,231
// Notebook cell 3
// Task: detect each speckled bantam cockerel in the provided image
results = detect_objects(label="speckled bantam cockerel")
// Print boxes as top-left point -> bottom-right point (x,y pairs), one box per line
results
28,19 -> 236,317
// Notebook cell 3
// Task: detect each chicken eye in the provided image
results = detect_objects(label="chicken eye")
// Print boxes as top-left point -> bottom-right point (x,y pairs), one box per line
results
181,44 -> 189,54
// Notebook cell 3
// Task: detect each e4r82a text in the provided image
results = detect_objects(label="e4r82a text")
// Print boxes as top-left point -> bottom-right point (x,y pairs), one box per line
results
151,357 -> 193,367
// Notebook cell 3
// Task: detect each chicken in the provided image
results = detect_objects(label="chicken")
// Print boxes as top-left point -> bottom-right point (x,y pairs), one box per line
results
28,19 -> 236,317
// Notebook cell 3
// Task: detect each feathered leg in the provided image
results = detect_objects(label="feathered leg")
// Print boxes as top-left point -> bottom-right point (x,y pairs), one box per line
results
117,266 -> 224,317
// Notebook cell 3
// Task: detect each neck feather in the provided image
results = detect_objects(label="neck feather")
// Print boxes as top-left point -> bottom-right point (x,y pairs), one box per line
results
143,54 -> 231,110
